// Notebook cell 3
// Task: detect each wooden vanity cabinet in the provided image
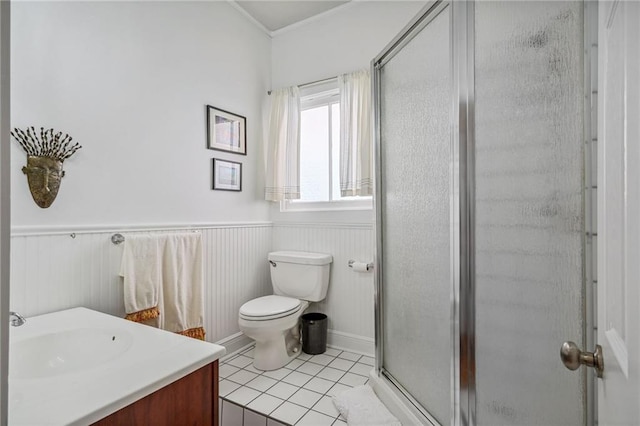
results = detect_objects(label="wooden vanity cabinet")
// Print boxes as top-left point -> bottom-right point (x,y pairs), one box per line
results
93,360 -> 219,426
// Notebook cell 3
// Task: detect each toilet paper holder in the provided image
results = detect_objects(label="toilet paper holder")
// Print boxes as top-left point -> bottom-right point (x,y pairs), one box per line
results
348,260 -> 374,271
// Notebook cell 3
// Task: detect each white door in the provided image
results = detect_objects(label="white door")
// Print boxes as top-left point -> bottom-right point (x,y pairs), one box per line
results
598,0 -> 640,423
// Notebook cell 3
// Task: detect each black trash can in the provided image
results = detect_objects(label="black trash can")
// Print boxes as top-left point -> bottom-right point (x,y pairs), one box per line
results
300,312 -> 328,355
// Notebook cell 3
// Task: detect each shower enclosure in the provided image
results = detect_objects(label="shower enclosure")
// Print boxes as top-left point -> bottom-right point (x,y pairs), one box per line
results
373,1 -> 594,425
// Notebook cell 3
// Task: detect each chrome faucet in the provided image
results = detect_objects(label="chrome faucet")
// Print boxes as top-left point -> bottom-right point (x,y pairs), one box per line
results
9,311 -> 26,327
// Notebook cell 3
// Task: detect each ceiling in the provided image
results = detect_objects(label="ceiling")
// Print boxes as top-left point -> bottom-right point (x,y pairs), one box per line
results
235,1 -> 350,32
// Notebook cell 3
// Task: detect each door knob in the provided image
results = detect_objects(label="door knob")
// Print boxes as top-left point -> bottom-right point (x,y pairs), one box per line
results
560,341 -> 604,378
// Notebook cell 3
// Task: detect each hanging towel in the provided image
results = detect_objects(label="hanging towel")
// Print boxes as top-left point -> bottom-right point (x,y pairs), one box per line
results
159,233 -> 205,340
119,235 -> 162,323
333,385 -> 401,426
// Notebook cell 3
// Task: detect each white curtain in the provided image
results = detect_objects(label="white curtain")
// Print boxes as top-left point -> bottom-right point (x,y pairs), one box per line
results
339,69 -> 373,197
264,86 -> 301,201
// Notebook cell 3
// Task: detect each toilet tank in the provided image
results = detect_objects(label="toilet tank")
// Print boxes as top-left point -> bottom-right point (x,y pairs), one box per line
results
268,251 -> 333,302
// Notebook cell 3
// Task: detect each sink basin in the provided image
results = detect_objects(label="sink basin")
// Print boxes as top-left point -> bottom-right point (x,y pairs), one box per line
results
10,328 -> 133,379
8,307 -> 225,425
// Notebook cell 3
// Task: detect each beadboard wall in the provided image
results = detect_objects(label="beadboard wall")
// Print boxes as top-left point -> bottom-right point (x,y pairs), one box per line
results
10,222 -> 376,355
9,224 -> 273,346
272,222 -> 375,354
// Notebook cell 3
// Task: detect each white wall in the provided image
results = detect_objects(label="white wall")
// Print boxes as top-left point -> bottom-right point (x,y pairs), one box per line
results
269,0 -> 426,224
11,1 -> 271,228
271,1 -> 426,89
8,1 -> 426,357
267,2 -> 426,353
9,2 -> 274,352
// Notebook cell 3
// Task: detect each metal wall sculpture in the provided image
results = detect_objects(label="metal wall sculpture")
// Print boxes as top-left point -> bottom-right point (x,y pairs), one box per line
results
11,127 -> 82,208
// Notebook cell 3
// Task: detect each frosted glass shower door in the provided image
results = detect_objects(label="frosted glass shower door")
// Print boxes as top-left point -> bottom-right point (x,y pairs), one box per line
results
376,3 -> 452,423
474,2 -> 586,424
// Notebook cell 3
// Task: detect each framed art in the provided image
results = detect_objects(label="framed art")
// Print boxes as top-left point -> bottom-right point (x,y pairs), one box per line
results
206,105 -> 246,155
212,158 -> 242,191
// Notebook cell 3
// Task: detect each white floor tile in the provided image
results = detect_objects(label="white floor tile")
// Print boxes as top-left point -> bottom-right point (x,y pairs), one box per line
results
282,371 -> 314,387
316,367 -> 345,382
244,408 -> 268,426
228,369 -> 259,385
288,388 -> 323,408
360,356 -> 375,366
242,348 -> 255,357
222,400 -> 244,426
246,375 -> 278,392
298,352 -> 312,361
296,361 -> 323,376
324,348 -> 341,357
303,377 -> 334,394
328,358 -> 355,371
263,368 -> 291,381
219,379 -> 241,397
338,373 -> 368,387
349,362 -> 373,377
228,355 -> 254,369
312,395 -> 340,418
219,364 -> 240,378
266,381 -> 299,400
267,419 -> 288,426
226,386 -> 261,406
296,410 -> 335,426
270,401 -> 308,425
332,419 -> 347,425
285,358 -> 305,370
327,383 -> 351,398
308,354 -> 335,366
243,363 -> 264,375
247,393 -> 285,416
337,351 -> 361,362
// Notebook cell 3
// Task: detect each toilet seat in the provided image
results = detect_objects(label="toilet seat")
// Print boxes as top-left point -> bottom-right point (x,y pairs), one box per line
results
239,295 -> 303,321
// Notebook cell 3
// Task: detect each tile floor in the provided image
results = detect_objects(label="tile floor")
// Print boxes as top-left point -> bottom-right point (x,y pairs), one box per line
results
219,345 -> 375,425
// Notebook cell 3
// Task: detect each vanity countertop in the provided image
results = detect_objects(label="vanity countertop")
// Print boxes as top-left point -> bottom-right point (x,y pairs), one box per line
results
9,307 -> 226,425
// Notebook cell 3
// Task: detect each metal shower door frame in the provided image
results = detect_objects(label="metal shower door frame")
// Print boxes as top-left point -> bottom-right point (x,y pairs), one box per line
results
373,1 -> 595,425
372,1 -> 473,424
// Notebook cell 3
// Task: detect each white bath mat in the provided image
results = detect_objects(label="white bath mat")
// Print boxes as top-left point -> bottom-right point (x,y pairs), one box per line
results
333,384 -> 401,426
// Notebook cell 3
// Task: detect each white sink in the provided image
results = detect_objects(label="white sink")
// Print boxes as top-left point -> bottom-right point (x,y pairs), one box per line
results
9,307 -> 226,425
10,328 -> 133,379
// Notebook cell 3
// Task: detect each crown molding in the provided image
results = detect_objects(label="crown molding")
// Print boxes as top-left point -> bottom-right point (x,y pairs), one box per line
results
227,0 -> 272,37
229,0 -> 357,38
270,1 -> 355,37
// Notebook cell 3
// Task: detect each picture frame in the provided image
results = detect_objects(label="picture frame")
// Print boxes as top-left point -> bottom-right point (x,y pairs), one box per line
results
206,105 -> 246,155
212,158 -> 242,192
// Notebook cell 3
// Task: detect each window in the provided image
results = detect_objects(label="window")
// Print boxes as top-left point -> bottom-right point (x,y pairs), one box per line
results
281,81 -> 372,212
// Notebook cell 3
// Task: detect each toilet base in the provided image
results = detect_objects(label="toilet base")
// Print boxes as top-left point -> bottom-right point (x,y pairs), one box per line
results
252,325 -> 302,371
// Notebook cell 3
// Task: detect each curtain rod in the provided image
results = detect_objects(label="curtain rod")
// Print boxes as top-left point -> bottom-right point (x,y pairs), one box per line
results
267,75 -> 337,95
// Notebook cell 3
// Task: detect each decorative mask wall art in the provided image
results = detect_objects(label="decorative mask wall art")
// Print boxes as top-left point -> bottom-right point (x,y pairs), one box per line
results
11,127 -> 82,208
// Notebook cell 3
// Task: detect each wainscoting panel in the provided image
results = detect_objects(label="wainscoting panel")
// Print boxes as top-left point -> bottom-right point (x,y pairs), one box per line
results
10,224 -> 273,344
10,222 -> 375,352
272,223 -> 375,346
202,226 -> 272,342
10,232 -> 124,319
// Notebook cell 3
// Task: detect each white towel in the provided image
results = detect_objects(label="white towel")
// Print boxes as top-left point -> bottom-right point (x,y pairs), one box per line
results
119,235 -> 162,320
333,385 -> 401,426
159,233 -> 204,336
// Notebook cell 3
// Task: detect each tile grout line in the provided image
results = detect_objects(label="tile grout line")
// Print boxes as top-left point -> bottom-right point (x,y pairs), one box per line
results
221,345 -> 374,425
221,397 -> 293,426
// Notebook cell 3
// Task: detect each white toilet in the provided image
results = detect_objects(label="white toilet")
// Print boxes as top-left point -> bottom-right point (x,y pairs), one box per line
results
238,251 -> 332,371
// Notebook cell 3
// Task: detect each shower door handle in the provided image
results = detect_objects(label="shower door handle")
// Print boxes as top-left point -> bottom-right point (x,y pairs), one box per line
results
560,341 -> 604,378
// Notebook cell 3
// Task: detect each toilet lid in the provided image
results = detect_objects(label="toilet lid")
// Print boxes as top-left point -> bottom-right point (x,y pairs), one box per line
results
240,295 -> 302,320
